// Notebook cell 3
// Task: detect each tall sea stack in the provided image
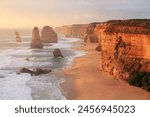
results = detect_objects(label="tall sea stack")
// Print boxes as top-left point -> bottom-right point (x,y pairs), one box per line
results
15,32 -> 22,42
30,27 -> 43,49
41,26 -> 58,43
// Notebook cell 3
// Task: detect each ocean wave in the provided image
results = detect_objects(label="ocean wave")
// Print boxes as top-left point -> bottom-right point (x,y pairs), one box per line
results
0,37 -> 83,100
0,72 -> 32,100
28,74 -> 66,100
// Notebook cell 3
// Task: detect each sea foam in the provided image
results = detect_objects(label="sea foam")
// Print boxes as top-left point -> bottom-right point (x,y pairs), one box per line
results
0,37 -> 85,100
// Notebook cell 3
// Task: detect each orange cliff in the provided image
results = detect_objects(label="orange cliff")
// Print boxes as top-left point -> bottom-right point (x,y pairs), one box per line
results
84,19 -> 150,91
84,22 -> 101,43
55,24 -> 87,38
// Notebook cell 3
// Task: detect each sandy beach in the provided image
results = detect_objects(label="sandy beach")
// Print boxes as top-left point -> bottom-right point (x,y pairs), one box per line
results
64,43 -> 150,100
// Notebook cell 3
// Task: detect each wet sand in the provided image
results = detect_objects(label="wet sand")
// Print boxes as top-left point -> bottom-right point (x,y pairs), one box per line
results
64,43 -> 150,100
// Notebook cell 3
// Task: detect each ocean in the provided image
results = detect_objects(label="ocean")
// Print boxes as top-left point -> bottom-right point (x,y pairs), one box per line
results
0,30 -> 85,100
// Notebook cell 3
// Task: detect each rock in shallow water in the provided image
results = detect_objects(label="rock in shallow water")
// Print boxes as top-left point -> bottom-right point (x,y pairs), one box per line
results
18,68 -> 51,76
53,48 -> 64,58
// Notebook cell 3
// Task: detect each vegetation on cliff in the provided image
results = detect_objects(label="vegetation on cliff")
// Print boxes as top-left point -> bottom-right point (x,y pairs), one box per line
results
129,72 -> 150,92
105,19 -> 150,34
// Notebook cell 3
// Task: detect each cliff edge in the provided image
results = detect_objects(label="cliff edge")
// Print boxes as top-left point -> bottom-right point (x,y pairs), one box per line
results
85,19 -> 150,91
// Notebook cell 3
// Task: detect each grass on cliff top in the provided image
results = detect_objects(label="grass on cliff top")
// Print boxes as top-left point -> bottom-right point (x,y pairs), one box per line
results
104,19 -> 150,34
106,19 -> 150,27
129,72 -> 150,92
89,19 -> 150,27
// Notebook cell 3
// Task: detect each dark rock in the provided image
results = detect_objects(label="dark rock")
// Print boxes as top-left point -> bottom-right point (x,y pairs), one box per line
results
19,68 -> 35,76
96,45 -> 101,51
34,68 -> 51,76
18,67 -> 51,76
53,48 -> 64,58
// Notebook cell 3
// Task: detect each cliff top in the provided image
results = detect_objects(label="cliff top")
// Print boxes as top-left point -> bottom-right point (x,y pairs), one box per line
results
106,19 -> 150,28
103,19 -> 150,34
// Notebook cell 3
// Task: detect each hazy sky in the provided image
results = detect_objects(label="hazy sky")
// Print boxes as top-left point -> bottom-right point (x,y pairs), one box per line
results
0,0 -> 149,28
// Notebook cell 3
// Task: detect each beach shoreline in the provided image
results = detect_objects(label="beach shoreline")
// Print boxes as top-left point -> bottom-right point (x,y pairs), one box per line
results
63,43 -> 150,100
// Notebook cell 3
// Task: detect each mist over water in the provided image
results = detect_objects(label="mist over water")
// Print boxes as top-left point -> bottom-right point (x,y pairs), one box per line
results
0,30 -> 85,100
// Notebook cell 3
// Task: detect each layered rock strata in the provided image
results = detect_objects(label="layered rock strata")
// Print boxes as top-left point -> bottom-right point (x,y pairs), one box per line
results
84,23 -> 100,43
84,19 -> 150,90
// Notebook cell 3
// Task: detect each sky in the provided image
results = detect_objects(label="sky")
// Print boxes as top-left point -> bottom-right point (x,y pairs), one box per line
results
0,0 -> 150,28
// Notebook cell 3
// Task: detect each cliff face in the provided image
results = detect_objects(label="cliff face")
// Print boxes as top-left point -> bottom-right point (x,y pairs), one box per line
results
84,23 -> 100,43
84,22 -> 111,43
55,24 -> 87,38
30,27 -> 43,49
101,32 -> 150,79
86,20 -> 150,82
41,26 -> 58,43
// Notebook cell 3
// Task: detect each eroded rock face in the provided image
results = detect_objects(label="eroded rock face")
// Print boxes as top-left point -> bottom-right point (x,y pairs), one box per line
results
30,27 -> 43,49
95,45 -> 102,52
41,26 -> 58,43
53,48 -> 63,58
55,24 -> 87,38
15,32 -> 22,42
99,20 -> 150,81
84,19 -> 150,82
84,23 -> 99,43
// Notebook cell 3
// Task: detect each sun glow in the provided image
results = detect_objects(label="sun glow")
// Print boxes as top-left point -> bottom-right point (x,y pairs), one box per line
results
0,0 -> 149,28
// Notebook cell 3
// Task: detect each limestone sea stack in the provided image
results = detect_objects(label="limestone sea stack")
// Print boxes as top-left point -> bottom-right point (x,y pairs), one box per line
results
41,26 -> 58,43
15,32 -> 22,42
30,27 -> 43,49
53,49 -> 63,58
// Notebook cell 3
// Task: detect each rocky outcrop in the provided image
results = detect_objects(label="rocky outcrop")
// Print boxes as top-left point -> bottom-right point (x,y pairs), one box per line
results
84,19 -> 150,91
53,49 -> 64,58
15,32 -> 22,42
95,45 -> 102,52
41,26 -> 58,43
55,24 -> 87,38
30,27 -> 43,49
84,23 -> 100,43
18,67 -> 51,76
